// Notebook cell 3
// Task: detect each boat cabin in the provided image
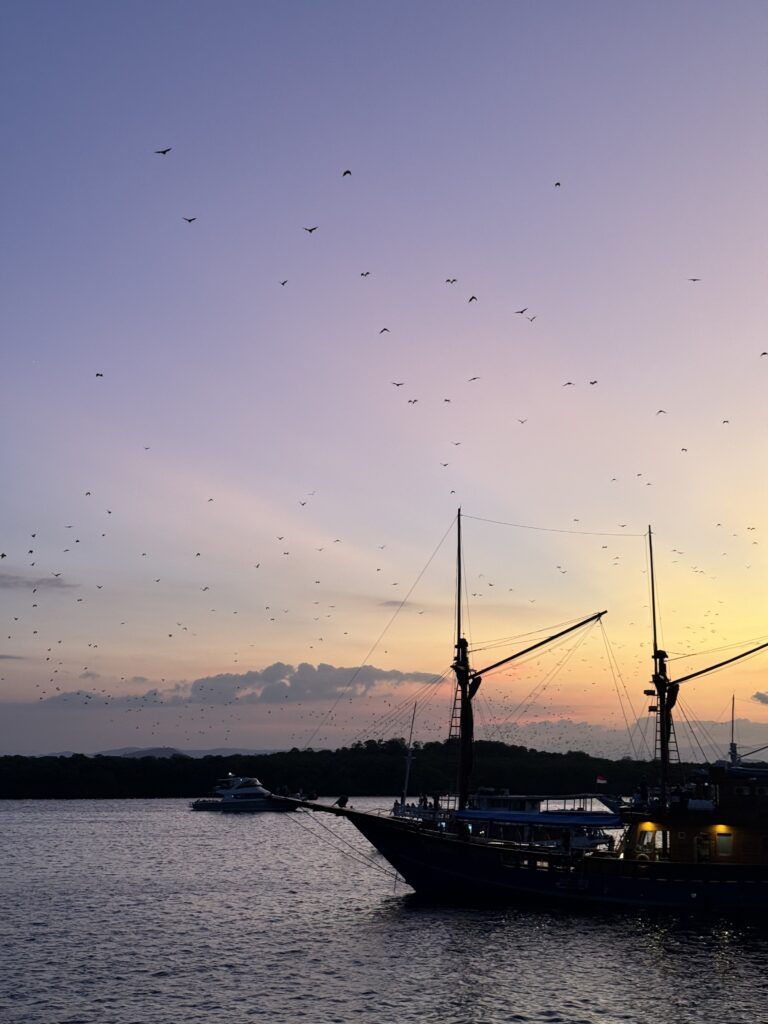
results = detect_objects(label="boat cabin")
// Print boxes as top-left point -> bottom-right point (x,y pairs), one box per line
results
622,766 -> 768,865
453,791 -> 620,851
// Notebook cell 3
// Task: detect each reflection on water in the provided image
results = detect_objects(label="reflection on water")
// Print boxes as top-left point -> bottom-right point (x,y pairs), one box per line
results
2,797 -> 767,1023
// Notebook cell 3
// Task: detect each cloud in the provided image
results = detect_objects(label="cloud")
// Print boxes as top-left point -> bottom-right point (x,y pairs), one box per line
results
257,662 -> 436,703
184,662 -> 436,704
188,672 -> 263,705
0,572 -> 77,591
751,692 -> 768,705
32,662 -> 438,710
0,654 -> 24,661
44,690 -> 108,706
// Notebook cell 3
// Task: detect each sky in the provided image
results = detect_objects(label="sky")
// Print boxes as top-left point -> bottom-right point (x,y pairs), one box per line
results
2,1 -> 768,758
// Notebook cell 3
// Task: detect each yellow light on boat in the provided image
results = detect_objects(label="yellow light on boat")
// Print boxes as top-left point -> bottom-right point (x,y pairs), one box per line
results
640,822 -> 661,831
713,824 -> 732,833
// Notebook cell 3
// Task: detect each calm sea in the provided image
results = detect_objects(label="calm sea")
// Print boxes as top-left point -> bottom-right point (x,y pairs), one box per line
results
2,797 -> 767,1024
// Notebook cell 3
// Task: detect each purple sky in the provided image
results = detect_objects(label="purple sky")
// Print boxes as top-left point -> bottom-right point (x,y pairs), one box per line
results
2,1 -> 768,755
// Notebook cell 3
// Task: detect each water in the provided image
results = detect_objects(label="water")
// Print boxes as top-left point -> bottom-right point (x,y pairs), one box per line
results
3,797 -> 768,1024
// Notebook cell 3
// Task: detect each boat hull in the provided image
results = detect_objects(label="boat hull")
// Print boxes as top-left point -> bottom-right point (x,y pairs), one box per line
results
190,796 -> 296,813
337,807 -> 768,912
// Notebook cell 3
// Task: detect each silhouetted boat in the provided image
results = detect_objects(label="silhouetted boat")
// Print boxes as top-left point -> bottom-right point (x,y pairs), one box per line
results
301,512 -> 768,910
191,774 -> 295,813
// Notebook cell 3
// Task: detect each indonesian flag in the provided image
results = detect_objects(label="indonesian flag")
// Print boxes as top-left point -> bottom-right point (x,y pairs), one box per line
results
595,775 -> 608,785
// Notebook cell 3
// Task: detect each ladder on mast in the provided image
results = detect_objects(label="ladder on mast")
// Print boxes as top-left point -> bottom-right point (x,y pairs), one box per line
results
654,712 -> 681,774
448,681 -> 462,742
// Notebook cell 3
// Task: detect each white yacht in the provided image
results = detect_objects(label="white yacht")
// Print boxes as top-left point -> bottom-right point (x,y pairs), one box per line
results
190,774 -> 295,813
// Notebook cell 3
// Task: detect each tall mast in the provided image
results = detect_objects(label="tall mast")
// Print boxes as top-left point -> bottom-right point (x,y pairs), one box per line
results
648,525 -> 675,805
649,525 -> 659,674
453,509 -> 475,810
456,509 -> 462,650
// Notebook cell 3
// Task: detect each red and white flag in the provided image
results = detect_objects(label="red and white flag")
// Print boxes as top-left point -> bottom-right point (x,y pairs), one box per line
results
595,775 -> 608,785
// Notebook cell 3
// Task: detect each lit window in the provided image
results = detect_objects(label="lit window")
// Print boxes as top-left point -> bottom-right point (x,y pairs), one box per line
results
715,832 -> 733,857
653,830 -> 670,850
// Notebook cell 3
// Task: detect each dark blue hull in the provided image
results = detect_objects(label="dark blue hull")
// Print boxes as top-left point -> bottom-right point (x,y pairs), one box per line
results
342,808 -> 768,912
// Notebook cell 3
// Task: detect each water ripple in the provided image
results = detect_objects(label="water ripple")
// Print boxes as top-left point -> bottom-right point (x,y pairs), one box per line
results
2,799 -> 767,1023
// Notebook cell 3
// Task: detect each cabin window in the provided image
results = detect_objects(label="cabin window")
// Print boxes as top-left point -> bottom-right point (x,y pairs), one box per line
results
695,833 -> 711,862
734,786 -> 749,796
715,832 -> 733,857
677,831 -> 687,840
639,829 -> 670,851
635,829 -> 670,859
757,787 -> 768,797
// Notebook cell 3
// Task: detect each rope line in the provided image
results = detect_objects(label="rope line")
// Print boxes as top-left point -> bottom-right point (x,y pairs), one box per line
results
487,620 -> 598,729
282,808 -> 402,881
667,634 -> 768,664
463,513 -> 646,538
599,620 -> 642,759
303,515 -> 456,748
676,698 -> 714,764
350,670 -> 451,744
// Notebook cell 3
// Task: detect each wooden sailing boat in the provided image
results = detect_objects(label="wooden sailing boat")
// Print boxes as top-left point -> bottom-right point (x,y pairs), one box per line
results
300,513 -> 768,910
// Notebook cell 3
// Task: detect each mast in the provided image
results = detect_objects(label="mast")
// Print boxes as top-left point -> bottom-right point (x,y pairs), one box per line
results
648,525 -> 676,804
456,509 -> 462,651
453,509 -> 477,810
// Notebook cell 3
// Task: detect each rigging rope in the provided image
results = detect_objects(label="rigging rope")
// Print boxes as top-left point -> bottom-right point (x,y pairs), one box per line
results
303,516 -> 456,749
475,689 -> 508,746
350,670 -> 451,744
484,620 -> 598,731
598,620 -> 643,759
635,711 -> 654,762
667,634 -> 768,664
282,808 -> 402,881
462,516 -> 651,540
676,698 -> 714,764
468,614 -> 604,656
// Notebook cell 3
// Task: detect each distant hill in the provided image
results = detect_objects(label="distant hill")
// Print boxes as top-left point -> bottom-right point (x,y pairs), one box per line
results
97,746 -> 191,759
92,746 -> 280,758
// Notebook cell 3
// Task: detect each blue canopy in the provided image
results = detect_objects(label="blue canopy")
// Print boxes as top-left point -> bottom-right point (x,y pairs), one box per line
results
455,809 -> 621,827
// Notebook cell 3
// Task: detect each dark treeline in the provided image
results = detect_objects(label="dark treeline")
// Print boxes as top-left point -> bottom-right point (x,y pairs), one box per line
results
0,738 -> 736,800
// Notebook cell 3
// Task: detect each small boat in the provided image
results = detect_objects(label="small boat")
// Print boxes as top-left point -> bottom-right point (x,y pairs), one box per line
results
190,774 -> 296,813
300,511 -> 768,910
